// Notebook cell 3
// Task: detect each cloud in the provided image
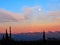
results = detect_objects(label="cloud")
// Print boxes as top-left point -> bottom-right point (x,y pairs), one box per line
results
0,6 -> 42,23
0,9 -> 24,22
45,11 -> 60,23
22,6 -> 42,22
0,6 -> 60,24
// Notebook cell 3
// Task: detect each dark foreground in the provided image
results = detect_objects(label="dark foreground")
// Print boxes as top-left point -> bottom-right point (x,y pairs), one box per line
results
0,40 -> 60,45
0,26 -> 60,45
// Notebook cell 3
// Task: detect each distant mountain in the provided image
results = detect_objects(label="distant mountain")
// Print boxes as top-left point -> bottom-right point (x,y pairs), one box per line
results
46,31 -> 60,39
0,31 -> 60,41
12,32 -> 43,41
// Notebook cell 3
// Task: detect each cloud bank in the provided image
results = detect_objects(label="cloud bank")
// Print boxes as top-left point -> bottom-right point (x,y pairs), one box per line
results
0,6 -> 60,24
0,9 -> 24,22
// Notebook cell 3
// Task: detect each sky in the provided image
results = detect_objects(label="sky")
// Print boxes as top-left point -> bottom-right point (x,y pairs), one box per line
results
0,0 -> 60,33
0,0 -> 60,12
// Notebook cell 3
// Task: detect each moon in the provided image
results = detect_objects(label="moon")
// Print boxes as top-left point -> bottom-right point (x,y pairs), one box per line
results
38,8 -> 41,11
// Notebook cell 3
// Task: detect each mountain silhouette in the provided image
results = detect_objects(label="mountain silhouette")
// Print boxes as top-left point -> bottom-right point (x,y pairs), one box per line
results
0,26 -> 60,45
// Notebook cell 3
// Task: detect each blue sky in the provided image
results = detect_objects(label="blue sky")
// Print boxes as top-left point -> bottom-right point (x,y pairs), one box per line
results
0,0 -> 60,13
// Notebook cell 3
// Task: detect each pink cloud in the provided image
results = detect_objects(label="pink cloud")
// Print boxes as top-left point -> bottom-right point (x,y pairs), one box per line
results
0,6 -> 60,24
0,9 -> 25,22
45,11 -> 60,23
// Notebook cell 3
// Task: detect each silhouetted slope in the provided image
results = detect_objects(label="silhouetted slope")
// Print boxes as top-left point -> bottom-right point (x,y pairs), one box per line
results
0,31 -> 60,41
0,31 -> 60,45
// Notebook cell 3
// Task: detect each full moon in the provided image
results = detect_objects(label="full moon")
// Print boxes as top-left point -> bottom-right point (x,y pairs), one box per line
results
38,8 -> 41,11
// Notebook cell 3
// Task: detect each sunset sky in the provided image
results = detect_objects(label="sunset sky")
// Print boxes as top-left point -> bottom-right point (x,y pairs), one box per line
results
0,0 -> 60,33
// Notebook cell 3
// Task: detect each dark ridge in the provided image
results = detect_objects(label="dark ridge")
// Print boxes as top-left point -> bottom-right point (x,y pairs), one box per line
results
0,26 -> 60,45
